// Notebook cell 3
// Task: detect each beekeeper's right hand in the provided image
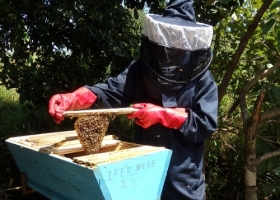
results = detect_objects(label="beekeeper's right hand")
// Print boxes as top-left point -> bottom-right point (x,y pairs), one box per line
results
48,87 -> 97,124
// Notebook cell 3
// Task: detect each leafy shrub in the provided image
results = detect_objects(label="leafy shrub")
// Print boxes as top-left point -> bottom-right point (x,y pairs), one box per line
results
0,86 -> 26,191
205,132 -> 245,199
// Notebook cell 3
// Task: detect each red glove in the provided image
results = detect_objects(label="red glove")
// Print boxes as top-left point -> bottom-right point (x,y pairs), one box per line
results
127,103 -> 188,129
48,87 -> 97,124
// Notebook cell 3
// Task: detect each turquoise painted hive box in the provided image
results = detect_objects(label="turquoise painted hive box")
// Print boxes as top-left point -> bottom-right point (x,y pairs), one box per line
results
6,130 -> 172,200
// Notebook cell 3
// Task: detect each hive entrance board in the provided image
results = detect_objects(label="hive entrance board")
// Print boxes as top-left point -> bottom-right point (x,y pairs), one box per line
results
63,108 -> 138,154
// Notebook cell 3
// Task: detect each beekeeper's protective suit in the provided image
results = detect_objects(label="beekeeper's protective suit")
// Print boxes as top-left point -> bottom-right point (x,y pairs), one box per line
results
49,1 -> 218,199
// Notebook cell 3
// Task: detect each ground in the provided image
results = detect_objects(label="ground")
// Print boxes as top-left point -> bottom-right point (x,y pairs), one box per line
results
2,190 -> 49,200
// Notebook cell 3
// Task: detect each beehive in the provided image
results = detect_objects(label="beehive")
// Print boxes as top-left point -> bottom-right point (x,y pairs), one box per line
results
6,130 -> 172,200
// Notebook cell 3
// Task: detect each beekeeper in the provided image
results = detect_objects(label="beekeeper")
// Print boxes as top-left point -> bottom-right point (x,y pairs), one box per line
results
49,0 -> 218,199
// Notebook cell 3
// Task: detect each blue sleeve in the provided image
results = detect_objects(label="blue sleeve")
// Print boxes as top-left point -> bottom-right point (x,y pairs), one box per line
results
84,61 -> 140,108
180,70 -> 218,143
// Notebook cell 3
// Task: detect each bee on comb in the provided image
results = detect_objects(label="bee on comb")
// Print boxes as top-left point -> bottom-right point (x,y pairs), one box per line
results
74,114 -> 116,154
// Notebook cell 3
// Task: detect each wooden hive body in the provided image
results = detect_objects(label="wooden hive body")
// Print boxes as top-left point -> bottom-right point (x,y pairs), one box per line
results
6,130 -> 172,200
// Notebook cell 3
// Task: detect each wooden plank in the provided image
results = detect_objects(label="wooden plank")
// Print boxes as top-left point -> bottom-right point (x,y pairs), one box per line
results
63,107 -> 138,118
113,142 -> 140,151
21,132 -> 118,148
73,146 -> 163,166
7,131 -> 77,148
17,139 -> 35,147
42,146 -> 83,155
52,139 -> 120,150
27,136 -> 77,146
103,135 -> 119,140
27,130 -> 77,140
53,139 -> 81,147
40,138 -> 121,155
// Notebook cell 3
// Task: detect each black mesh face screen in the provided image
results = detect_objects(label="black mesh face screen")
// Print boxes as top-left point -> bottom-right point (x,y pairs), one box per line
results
140,36 -> 212,83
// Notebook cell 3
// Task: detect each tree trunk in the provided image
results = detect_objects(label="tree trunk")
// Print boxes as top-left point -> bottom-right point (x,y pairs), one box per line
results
243,92 -> 264,200
244,133 -> 257,200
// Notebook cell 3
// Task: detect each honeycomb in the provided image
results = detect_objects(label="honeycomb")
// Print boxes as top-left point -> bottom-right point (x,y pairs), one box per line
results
74,114 -> 115,154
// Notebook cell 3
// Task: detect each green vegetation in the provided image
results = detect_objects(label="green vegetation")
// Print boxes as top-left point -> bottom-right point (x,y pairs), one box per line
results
0,86 -> 25,136
0,86 -> 25,195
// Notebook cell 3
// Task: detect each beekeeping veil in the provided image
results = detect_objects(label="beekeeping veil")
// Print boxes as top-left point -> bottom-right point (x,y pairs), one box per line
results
140,0 -> 213,107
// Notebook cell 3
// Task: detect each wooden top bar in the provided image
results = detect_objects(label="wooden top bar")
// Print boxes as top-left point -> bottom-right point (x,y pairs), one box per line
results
63,107 -> 138,118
